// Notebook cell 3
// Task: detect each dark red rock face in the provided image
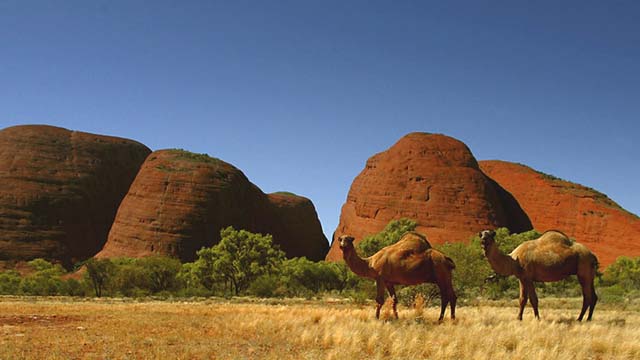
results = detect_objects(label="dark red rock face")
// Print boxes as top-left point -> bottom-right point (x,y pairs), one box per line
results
266,193 -> 329,261
97,150 -> 328,262
480,160 -> 640,267
0,125 -> 151,268
326,133 -> 531,261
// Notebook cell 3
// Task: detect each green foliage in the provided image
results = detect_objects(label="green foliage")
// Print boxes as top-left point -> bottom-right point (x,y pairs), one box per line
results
282,258 -> 343,293
255,258 -> 353,298
601,256 -> 640,289
1,227 -> 639,305
168,149 -> 222,164
64,278 -> 86,296
19,259 -> 67,296
84,258 -> 116,297
272,191 -> 298,197
175,262 -> 211,296
0,270 -> 22,295
439,241 -> 493,299
248,274 -> 285,298
193,227 -> 286,295
137,256 -> 182,293
598,256 -> 640,302
101,257 -> 183,297
357,218 -> 417,257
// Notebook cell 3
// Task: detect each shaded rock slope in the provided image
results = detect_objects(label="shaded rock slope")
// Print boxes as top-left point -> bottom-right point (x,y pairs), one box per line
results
480,160 -> 640,267
0,125 -> 151,268
326,132 -> 532,261
97,149 -> 328,262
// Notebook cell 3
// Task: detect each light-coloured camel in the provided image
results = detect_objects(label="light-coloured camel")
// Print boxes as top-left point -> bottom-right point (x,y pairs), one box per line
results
479,229 -> 598,321
338,232 -> 456,321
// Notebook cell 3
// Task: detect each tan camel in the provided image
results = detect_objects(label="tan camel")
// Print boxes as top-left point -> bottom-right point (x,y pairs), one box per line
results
338,232 -> 456,321
479,229 -> 598,321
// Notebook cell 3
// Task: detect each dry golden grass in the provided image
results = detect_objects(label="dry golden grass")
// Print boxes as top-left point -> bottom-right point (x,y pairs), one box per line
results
1,296 -> 639,359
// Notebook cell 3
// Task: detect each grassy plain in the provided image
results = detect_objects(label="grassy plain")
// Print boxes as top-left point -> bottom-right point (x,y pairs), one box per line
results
1,296 -> 639,359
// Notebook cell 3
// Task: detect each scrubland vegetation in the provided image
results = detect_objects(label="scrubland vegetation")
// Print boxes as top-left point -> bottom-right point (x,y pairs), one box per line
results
1,220 -> 638,305
2,220 -> 640,358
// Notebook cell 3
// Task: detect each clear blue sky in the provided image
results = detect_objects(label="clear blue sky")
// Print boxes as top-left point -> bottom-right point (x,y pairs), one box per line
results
2,1 -> 639,243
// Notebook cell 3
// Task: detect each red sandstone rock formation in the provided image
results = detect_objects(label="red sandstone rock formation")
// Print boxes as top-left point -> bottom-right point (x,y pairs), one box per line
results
326,133 -> 531,261
0,125 -> 151,268
266,192 -> 329,260
480,160 -> 640,267
97,150 -> 328,262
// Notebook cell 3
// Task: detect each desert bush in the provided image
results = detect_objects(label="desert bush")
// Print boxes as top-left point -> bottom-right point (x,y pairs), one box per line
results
19,259 -> 67,296
280,258 -> 344,295
63,278 -> 86,296
0,270 -> 22,294
600,256 -> 640,290
248,274 -> 287,298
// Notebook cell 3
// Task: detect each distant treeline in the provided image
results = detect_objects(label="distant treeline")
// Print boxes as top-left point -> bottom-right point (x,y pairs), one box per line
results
1,222 -> 638,305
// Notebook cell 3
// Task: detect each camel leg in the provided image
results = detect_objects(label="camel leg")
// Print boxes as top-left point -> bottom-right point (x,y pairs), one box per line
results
588,286 -> 598,321
385,283 -> 399,319
437,282 -> 449,322
517,279 -> 529,321
527,282 -> 540,319
448,284 -> 457,320
577,275 -> 597,321
375,279 -> 385,319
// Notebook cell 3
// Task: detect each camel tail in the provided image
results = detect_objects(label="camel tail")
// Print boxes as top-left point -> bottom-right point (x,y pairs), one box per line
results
591,253 -> 600,272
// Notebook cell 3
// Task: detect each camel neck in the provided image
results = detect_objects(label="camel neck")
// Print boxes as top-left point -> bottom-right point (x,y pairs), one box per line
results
342,248 -> 374,279
485,243 -> 521,277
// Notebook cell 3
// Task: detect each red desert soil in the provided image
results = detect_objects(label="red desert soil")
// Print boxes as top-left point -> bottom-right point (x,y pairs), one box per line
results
0,125 -> 150,268
97,149 -> 328,261
480,160 -> 640,267
326,133 -> 531,261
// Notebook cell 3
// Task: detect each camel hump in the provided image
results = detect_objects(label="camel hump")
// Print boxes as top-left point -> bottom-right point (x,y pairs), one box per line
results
539,230 -> 574,246
542,229 -> 571,239
395,231 -> 432,250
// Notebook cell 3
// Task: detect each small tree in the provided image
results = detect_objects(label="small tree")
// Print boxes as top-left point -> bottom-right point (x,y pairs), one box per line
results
194,227 -> 285,295
84,258 -> 116,297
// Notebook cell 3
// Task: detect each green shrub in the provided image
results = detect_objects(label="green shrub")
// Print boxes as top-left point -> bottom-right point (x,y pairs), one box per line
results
601,256 -> 640,290
598,284 -> 626,303
0,270 -> 21,294
248,274 -> 286,298
63,278 -> 86,297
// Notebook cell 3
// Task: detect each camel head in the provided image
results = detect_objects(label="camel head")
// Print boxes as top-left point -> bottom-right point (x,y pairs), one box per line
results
338,235 -> 355,252
479,229 -> 496,251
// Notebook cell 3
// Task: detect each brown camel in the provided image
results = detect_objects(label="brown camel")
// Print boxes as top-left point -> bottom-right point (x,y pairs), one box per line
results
338,232 -> 456,321
479,229 -> 598,321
